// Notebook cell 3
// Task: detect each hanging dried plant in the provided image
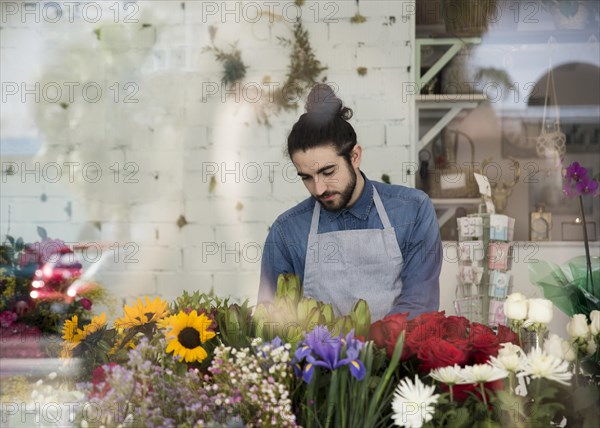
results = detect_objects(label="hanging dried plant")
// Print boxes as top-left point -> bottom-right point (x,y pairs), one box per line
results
276,18 -> 327,110
351,0 -> 366,23
203,26 -> 248,88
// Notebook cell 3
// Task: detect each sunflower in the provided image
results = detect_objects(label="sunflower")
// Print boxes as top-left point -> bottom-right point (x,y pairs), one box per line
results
114,296 -> 169,329
74,312 -> 107,342
62,315 -> 80,343
164,310 -> 216,363
61,313 -> 107,358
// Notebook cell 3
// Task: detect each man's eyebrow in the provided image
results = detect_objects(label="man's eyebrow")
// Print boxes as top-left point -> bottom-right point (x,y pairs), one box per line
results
297,164 -> 336,177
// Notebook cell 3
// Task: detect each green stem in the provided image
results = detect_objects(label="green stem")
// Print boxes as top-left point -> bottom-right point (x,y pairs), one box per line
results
508,373 -> 515,395
575,356 -> 580,388
449,384 -> 454,403
479,382 -> 490,420
536,325 -> 546,350
578,195 -> 594,294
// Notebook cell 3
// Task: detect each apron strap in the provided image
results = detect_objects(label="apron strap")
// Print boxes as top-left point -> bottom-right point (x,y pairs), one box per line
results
310,198 -> 321,235
372,187 -> 393,229
309,185 -> 393,235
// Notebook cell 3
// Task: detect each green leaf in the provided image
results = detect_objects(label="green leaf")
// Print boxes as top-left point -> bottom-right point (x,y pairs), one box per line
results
15,237 -> 24,252
6,235 -> 15,245
37,226 -> 48,240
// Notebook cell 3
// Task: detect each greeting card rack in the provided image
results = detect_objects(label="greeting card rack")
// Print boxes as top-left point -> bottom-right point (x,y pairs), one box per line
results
454,210 -> 515,327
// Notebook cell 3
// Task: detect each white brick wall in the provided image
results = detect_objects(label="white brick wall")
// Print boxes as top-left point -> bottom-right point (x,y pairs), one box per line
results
1,0 -> 415,306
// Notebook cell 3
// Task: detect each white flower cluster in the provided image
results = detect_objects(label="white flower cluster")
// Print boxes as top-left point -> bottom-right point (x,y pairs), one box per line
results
428,342 -> 573,392
210,342 -> 297,427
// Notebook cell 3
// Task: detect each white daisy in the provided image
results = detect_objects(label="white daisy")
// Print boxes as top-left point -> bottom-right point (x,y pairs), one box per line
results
518,348 -> 572,386
392,375 -> 440,428
457,364 -> 508,384
429,364 -> 462,385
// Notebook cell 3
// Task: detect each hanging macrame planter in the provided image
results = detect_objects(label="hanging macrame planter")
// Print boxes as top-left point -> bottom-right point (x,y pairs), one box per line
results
535,63 -> 566,161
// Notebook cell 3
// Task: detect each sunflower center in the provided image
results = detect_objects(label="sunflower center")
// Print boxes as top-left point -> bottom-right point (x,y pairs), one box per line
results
178,327 -> 201,349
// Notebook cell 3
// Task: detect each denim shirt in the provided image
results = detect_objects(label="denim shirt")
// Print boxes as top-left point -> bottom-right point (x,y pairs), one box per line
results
258,173 -> 442,319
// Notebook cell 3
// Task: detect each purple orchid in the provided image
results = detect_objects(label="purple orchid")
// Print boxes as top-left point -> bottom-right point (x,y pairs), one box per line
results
293,326 -> 366,383
564,162 -> 587,183
563,161 -> 599,198
576,176 -> 599,196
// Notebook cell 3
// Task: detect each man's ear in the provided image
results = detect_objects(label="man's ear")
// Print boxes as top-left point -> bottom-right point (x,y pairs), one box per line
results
351,145 -> 362,168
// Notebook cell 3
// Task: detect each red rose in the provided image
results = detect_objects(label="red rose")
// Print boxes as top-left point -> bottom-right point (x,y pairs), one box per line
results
404,321 -> 440,359
441,316 -> 470,342
411,311 -> 446,326
368,312 -> 409,358
469,323 -> 501,363
496,324 -> 520,347
79,298 -> 93,310
417,337 -> 469,372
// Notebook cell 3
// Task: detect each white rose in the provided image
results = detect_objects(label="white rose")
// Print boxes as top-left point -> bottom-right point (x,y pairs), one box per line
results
543,334 -> 576,362
504,293 -> 528,321
543,334 -> 564,359
566,314 -> 590,339
586,338 -> 597,356
590,310 -> 600,336
526,298 -> 553,324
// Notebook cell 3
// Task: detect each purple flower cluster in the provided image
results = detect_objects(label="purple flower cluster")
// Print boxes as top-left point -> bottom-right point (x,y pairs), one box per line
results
563,162 -> 599,197
292,325 -> 366,383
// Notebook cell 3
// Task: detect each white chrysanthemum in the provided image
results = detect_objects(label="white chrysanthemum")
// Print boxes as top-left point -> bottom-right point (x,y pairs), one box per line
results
492,343 -> 525,372
519,348 -> 572,386
392,375 -> 440,428
457,364 -> 508,384
498,342 -> 523,357
490,353 -> 523,372
429,365 -> 462,385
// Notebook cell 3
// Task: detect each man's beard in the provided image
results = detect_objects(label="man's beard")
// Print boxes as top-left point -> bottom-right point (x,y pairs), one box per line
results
319,164 -> 357,212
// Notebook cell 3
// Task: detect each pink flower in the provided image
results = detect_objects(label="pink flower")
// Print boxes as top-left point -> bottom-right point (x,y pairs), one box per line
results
79,298 -> 93,310
18,239 -> 70,268
0,311 -> 18,328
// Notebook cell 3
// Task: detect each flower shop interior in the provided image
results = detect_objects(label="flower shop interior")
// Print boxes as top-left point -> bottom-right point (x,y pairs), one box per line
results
1,1 -> 599,427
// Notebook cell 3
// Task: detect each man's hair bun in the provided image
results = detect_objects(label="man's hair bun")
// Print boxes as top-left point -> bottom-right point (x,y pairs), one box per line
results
305,83 -> 353,121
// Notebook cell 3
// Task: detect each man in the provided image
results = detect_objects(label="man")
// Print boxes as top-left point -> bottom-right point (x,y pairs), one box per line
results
258,84 -> 442,321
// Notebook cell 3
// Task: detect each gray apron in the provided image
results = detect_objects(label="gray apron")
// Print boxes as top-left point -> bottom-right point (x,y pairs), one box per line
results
303,186 -> 404,321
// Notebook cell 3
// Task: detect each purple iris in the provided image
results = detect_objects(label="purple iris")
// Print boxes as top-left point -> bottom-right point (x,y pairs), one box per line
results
292,326 -> 366,383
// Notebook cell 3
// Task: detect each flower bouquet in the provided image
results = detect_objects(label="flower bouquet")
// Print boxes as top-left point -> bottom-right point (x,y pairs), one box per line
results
0,227 -> 104,358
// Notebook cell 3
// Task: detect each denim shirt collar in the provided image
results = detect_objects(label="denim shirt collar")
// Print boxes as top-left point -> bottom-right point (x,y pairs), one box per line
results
323,171 -> 374,222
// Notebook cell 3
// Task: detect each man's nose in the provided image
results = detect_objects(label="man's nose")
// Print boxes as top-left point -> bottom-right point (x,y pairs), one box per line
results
314,177 -> 327,196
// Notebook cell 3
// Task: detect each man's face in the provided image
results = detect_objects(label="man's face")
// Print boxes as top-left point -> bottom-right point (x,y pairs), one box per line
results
292,145 -> 360,212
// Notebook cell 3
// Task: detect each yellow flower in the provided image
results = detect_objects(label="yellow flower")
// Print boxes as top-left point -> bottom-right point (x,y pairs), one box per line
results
114,297 -> 169,329
60,313 -> 107,358
164,310 -> 216,363
62,315 -> 79,342
74,312 -> 107,342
